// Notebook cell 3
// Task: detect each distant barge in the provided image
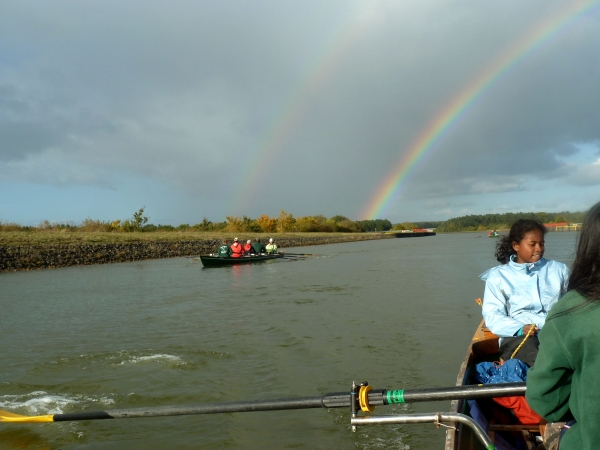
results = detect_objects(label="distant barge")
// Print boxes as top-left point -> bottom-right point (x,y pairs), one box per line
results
389,229 -> 436,238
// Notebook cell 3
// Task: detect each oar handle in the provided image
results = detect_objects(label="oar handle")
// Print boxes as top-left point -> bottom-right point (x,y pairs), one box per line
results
383,382 -> 526,404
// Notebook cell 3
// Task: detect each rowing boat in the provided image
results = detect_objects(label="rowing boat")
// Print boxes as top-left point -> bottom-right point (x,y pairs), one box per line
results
444,321 -> 541,450
199,253 -> 284,267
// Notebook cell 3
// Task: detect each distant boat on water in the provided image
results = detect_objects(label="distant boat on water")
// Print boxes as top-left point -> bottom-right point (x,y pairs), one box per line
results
487,230 -> 499,238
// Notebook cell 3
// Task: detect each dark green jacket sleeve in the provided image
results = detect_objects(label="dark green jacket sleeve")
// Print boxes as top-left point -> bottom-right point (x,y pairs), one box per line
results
525,320 -> 574,422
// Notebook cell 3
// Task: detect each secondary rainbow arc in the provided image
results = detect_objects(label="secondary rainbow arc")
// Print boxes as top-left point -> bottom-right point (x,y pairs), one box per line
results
231,7 -> 378,212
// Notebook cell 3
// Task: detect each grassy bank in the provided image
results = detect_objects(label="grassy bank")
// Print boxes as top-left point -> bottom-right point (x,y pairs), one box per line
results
0,231 -> 382,247
0,232 -> 393,272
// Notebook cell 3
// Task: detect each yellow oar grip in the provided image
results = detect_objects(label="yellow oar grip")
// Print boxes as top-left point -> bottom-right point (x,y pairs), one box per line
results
0,410 -> 54,423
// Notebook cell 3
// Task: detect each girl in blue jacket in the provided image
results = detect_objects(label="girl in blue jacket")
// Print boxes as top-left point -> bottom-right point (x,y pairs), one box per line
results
480,219 -> 570,339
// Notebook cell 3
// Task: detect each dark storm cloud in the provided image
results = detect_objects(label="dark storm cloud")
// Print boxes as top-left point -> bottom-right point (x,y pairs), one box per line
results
1,0 -> 599,220
0,0 -> 351,197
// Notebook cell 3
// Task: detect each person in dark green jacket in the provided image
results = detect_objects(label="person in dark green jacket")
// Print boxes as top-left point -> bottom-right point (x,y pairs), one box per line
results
217,240 -> 232,257
252,239 -> 266,254
526,202 -> 600,450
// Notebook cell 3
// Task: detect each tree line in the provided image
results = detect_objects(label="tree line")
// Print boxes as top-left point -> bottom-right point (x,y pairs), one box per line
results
435,211 -> 586,232
7,207 -> 581,235
0,209 -> 397,234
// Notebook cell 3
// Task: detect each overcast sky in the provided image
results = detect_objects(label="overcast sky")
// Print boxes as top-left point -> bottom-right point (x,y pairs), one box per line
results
2,0 -> 600,225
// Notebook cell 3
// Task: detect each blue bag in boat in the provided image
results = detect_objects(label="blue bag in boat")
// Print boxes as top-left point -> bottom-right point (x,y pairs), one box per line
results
474,359 -> 529,385
474,359 -> 542,426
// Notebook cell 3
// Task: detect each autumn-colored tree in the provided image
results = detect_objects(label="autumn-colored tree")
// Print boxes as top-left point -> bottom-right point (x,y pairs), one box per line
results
242,216 -> 262,232
296,216 -> 322,232
393,222 -> 417,231
336,219 -> 361,232
79,218 -> 111,232
225,216 -> 245,232
120,207 -> 149,232
192,218 -> 213,231
256,214 -> 277,233
277,210 -> 296,232
132,207 -> 149,229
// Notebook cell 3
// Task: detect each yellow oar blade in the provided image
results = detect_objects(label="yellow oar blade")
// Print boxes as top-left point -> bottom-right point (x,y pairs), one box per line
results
0,410 -> 54,423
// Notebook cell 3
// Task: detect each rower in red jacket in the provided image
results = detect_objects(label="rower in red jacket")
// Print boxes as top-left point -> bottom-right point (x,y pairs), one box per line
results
230,237 -> 244,258
243,240 -> 253,254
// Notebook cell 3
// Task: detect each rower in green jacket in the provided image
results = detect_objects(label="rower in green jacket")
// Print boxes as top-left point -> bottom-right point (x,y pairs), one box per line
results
252,239 -> 267,254
217,240 -> 232,257
526,202 -> 600,450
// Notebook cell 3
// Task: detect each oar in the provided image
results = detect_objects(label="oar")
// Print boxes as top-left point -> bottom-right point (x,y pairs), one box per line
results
0,382 -> 525,423
282,253 -> 318,256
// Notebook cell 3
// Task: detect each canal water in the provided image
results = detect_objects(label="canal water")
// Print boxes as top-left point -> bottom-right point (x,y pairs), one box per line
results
0,232 -> 577,449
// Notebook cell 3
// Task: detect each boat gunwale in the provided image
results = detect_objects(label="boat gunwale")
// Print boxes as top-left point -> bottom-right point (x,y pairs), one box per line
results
444,320 -> 500,450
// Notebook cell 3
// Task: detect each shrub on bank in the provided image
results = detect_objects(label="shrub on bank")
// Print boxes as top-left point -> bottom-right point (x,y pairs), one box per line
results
0,221 -> 33,232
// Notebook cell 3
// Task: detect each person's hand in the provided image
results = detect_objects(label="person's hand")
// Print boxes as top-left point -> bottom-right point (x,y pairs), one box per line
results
522,324 -> 538,335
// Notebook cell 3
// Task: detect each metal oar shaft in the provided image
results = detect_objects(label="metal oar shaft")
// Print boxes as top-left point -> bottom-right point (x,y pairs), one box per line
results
50,383 -> 525,422
54,395 -> 336,421
52,391 -> 377,421
1,382 -> 527,423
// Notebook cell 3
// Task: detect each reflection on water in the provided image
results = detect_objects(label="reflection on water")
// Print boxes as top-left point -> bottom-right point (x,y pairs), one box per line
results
0,232 -> 576,449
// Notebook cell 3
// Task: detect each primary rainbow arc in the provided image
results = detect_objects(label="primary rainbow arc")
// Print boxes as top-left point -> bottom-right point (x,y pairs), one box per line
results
361,0 -> 599,220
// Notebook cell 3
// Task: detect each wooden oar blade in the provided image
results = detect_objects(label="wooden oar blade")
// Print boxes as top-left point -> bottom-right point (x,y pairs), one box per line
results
0,410 -> 54,423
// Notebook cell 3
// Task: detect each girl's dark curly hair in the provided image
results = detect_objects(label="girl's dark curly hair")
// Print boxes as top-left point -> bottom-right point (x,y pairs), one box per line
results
567,202 -> 600,300
549,202 -> 600,320
495,219 -> 546,264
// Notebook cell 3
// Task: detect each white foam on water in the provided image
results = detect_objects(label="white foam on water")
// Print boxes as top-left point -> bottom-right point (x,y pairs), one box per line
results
43,350 -> 188,367
118,353 -> 185,366
0,391 -> 77,415
0,391 -> 116,415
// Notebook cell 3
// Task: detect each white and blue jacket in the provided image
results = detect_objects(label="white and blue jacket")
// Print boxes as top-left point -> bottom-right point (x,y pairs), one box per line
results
480,256 -> 570,337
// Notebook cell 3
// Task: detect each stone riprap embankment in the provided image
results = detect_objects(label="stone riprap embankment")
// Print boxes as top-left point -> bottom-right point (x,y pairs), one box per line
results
0,234 -> 393,272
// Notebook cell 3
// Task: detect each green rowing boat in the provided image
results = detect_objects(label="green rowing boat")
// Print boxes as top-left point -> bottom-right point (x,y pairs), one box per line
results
199,253 -> 284,267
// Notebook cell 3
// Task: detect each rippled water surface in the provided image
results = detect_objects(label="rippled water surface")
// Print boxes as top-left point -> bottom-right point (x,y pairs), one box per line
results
0,233 -> 577,449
